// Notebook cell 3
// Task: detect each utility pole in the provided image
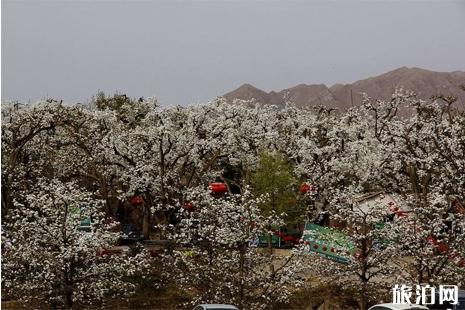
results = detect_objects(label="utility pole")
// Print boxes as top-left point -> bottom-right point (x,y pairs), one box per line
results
350,89 -> 354,107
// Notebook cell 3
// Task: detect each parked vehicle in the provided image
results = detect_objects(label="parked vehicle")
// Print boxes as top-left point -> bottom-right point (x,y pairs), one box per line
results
120,224 -> 144,244
193,304 -> 239,310
368,304 -> 429,310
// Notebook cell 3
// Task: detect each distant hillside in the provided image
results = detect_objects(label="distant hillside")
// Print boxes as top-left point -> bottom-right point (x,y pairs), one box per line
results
224,67 -> 465,110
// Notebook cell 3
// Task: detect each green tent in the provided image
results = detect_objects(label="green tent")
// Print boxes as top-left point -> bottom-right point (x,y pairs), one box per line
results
69,206 -> 92,231
258,233 -> 282,247
302,222 -> 355,264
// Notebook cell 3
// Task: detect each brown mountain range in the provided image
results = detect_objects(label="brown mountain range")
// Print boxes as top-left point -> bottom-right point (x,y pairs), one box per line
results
223,67 -> 465,110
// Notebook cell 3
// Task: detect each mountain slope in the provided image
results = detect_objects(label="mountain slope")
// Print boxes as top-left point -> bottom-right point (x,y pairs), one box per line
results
223,67 -> 465,109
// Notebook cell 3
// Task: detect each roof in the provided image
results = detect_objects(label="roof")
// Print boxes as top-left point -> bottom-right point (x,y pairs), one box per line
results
354,192 -> 411,217
369,304 -> 429,310
199,305 -> 239,310
353,191 -> 386,203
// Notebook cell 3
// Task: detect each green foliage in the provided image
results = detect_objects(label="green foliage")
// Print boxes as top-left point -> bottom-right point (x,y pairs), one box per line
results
251,152 -> 299,224
91,91 -> 156,126
93,91 -> 134,111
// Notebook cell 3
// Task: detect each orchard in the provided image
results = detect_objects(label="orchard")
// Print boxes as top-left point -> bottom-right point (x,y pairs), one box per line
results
1,90 -> 464,309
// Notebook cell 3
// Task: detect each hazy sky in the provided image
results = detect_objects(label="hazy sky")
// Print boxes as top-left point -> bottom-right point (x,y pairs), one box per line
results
2,0 -> 465,105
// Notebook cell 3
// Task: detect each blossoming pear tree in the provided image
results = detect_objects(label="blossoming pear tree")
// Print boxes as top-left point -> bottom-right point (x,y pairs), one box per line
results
2,180 -> 147,309
172,188 -> 306,309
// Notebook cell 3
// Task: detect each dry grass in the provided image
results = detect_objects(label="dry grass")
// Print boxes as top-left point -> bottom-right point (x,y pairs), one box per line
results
104,285 -> 192,310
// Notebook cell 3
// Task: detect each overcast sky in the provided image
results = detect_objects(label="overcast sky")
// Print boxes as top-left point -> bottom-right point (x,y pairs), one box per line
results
2,0 -> 465,105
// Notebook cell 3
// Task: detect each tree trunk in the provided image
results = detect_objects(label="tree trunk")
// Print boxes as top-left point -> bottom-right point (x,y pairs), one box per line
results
62,271 -> 74,309
142,203 -> 151,239
239,243 -> 246,309
268,232 -> 273,256
65,286 -> 74,309
359,282 -> 368,310
1,183 -> 12,218
407,164 -> 420,203
359,295 -> 368,310
267,231 -> 276,281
